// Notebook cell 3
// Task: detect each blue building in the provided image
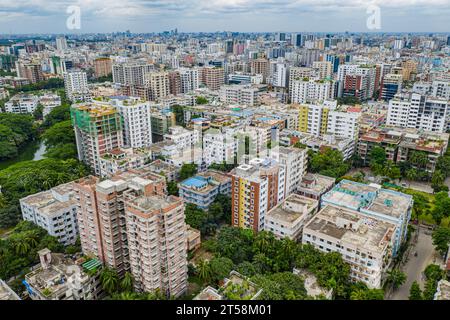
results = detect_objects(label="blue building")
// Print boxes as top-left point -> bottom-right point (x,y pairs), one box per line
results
179,171 -> 231,209
321,180 -> 413,257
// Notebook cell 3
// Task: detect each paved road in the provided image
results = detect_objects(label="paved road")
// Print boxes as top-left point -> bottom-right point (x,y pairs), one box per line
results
390,227 -> 439,300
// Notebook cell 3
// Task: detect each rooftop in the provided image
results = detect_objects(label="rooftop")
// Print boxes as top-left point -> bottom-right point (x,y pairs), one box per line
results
304,204 -> 396,254
0,280 -> 20,300
298,173 -> 336,194
434,280 -> 450,300
266,194 -> 319,225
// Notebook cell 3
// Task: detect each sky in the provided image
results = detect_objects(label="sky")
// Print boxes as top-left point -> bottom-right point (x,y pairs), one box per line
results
0,0 -> 449,34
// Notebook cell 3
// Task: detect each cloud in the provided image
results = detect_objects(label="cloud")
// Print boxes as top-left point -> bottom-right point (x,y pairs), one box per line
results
0,0 -> 448,32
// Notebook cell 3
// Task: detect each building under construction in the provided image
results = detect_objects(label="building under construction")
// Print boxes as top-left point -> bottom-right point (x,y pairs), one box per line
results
71,103 -> 123,175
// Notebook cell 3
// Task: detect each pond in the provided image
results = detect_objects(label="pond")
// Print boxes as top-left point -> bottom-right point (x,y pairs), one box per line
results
0,140 -> 46,170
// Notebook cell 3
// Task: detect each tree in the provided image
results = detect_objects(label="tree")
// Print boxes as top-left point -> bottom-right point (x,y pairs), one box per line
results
252,272 -> 307,300
197,259 -> 212,284
208,202 -> 224,223
431,193 -> 450,226
120,272 -> 134,292
406,168 -> 418,182
100,268 -> 119,294
195,96 -> 208,105
409,151 -> 429,170
171,105 -> 184,127
431,170 -> 445,193
409,281 -> 423,300
386,270 -> 406,290
167,181 -> 179,196
184,204 -> 208,231
309,148 -> 350,179
369,147 -> 386,175
209,257 -> 234,284
42,120 -> 75,148
432,227 -> 450,256
179,163 -> 198,180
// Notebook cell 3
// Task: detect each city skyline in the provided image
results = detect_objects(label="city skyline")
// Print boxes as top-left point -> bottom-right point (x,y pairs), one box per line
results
0,0 -> 449,34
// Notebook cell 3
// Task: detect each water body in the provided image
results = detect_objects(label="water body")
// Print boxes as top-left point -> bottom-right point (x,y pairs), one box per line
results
0,140 -> 46,170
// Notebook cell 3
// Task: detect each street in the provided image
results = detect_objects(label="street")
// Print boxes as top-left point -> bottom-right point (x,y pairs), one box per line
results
389,226 -> 441,300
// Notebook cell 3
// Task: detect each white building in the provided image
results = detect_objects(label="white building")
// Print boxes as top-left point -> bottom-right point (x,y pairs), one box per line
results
271,146 -> 308,196
111,97 -> 153,148
112,62 -> 153,86
302,204 -> 396,289
265,194 -> 319,241
179,68 -> 200,93
4,94 -> 39,113
290,79 -> 334,104
20,183 -> 78,246
163,126 -> 200,150
220,84 -> 259,106
39,93 -> 62,117
55,36 -> 68,51
327,108 -> 361,140
387,92 -> 450,132
203,127 -> 237,166
64,70 -> 90,102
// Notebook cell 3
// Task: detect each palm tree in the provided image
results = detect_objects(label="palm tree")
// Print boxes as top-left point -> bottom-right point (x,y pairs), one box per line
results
386,269 -> 407,290
254,232 -> 274,254
120,272 -> 134,292
350,289 -> 367,300
14,235 -> 31,255
406,168 -> 418,182
197,259 -> 211,284
100,268 -> 119,295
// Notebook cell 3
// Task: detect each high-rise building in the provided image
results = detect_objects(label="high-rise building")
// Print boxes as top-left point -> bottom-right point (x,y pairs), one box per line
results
250,58 -> 270,83
179,68 -> 200,93
112,62 -> 153,86
200,66 -> 224,91
220,84 -> 259,106
230,158 -> 285,232
380,73 -> 402,101
144,71 -> 170,101
110,97 -> 153,148
15,61 -> 44,84
290,79 -> 334,104
64,70 -> 90,102
55,36 -> 68,51
94,57 -> 112,78
70,103 -> 123,175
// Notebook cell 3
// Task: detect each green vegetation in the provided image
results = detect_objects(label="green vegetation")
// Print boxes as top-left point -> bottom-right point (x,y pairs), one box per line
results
337,96 -> 360,106
422,264 -> 444,300
409,281 -> 423,300
167,180 -> 179,196
179,163 -> 198,180
0,113 -> 37,160
8,78 -> 64,95
309,148 -> 351,179
369,147 -> 401,180
0,221 -> 64,284
171,105 -> 185,127
208,161 -> 237,172
41,120 -> 77,160
0,158 -> 89,228
385,269 -> 407,290
432,226 -> 450,255
184,194 -> 232,235
190,226 -> 376,300
195,96 -> 208,105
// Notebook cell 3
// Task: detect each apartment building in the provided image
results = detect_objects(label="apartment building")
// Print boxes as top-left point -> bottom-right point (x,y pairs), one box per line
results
290,79 -> 334,104
71,103 -> 123,175
144,71 -> 170,101
147,159 -> 179,182
163,125 -> 200,150
358,127 -> 449,173
327,106 -> 361,140
230,158 -> 285,231
64,70 -> 90,102
20,183 -> 78,246
271,146 -> 308,196
179,170 -> 231,209
202,127 -> 238,167
321,180 -> 413,256
297,100 -> 338,136
380,73 -> 402,101
302,204 -> 396,288
94,57 -> 112,78
220,84 -> 259,106
73,168 -> 168,278
24,249 -> 103,300
4,94 -> 39,113
296,173 -> 336,201
15,60 -> 44,83
112,62 -> 153,86
111,97 -> 153,148
387,92 -> 450,133
99,147 -> 152,177
39,92 -> 62,117
250,58 -> 270,83
312,61 -> 332,80
413,80 -> 450,100
124,191 -> 188,297
200,66 -> 225,91
179,67 -> 200,93
265,194 -> 319,241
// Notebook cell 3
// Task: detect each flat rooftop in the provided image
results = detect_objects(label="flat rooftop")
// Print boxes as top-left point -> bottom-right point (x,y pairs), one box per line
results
128,195 -> 181,212
322,180 -> 412,219
0,280 -> 20,300
298,173 -> 336,194
304,204 -> 396,254
435,280 -> 450,300
266,194 -> 318,224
